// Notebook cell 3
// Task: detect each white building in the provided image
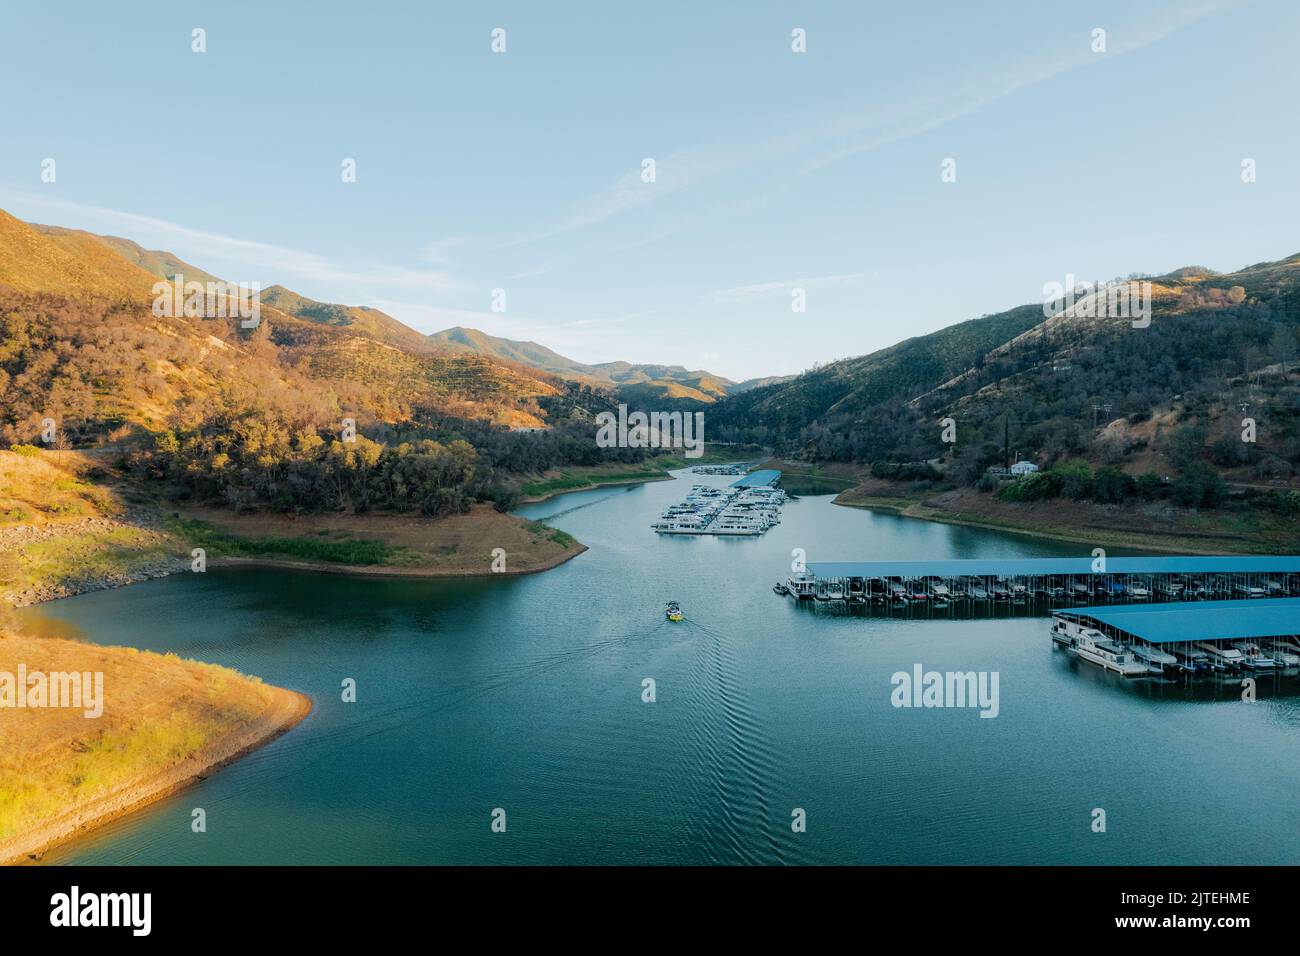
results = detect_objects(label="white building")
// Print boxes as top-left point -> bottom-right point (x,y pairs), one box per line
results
1010,461 -> 1039,477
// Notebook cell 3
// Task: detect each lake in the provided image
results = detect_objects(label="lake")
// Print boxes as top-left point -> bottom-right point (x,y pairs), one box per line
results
20,470 -> 1300,864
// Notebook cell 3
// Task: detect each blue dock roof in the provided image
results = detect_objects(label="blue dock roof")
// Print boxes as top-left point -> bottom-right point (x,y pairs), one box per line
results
806,557 -> 1300,578
731,469 -> 782,488
1057,599 -> 1300,644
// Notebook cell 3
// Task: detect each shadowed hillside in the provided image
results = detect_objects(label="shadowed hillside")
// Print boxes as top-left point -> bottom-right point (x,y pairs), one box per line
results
710,254 -> 1300,524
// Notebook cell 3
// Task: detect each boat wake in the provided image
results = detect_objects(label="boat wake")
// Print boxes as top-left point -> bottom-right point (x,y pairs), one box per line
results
670,617 -> 789,864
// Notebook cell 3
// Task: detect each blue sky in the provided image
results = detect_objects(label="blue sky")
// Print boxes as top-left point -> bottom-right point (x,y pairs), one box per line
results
1,0 -> 1296,380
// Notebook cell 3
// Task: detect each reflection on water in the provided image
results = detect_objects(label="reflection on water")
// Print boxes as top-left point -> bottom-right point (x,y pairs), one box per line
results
19,470 -> 1300,865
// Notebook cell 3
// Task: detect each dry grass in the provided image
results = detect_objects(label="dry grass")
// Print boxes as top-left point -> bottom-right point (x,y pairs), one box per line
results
172,502 -> 584,575
0,449 -> 181,605
0,448 -> 118,526
0,630 -> 300,853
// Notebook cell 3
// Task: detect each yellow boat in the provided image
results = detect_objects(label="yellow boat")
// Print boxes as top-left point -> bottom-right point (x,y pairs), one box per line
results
665,601 -> 683,622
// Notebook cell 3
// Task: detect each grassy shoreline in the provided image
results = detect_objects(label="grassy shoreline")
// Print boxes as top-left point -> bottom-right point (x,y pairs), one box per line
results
518,445 -> 768,502
170,505 -> 587,579
0,445 -> 591,606
833,489 -> 1297,556
0,632 -> 310,865
519,470 -> 674,502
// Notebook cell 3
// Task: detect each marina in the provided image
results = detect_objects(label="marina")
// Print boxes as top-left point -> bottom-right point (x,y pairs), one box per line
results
22,467 -> 1300,866
651,470 -> 786,536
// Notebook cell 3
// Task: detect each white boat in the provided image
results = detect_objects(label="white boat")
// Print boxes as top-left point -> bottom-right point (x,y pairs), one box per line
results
1050,617 -> 1078,646
1261,639 -> 1300,667
787,575 -> 816,599
1072,628 -> 1148,677
1233,583 -> 1266,599
1131,643 -> 1180,675
1128,583 -> 1151,599
1196,642 -> 1246,670
968,584 -> 989,600
1231,642 -> 1276,670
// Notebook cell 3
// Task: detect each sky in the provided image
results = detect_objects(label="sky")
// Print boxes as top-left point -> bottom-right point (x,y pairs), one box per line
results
1,0 -> 1297,380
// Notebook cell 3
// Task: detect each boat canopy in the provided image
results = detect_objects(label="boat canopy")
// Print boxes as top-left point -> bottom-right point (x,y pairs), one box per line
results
806,557 -> 1300,578
1056,599 -> 1300,644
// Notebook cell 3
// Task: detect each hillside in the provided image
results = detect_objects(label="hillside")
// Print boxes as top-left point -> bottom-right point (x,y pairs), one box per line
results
31,224 -> 224,286
429,325 -> 737,402
709,303 -> 1047,444
0,209 -> 157,301
0,210 -> 569,443
711,254 -> 1300,521
262,284 -> 437,354
430,326 -> 594,378
0,208 -> 666,528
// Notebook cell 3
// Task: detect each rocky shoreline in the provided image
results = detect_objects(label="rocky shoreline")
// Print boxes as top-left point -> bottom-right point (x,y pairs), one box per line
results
0,511 -> 188,608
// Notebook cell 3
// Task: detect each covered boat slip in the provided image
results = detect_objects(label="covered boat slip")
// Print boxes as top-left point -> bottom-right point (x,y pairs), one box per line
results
1055,599 -> 1300,645
790,556 -> 1300,603
730,469 -> 782,488
1052,598 -> 1300,677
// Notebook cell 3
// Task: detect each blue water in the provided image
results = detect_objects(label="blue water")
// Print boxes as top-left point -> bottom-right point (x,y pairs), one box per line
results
20,470 -> 1300,864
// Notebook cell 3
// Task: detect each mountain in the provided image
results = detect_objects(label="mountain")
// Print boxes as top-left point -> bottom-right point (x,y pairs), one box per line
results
0,210 -> 566,444
261,285 -> 437,354
428,325 -> 739,402
709,303 -> 1046,439
429,327 -> 592,378
710,255 -> 1300,494
31,224 -> 224,286
0,210 -> 159,301
730,374 -> 796,393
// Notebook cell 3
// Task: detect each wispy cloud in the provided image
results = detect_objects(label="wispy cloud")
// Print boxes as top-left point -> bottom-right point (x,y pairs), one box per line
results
483,0 -> 1233,251
1,191 -> 463,292
713,272 -> 875,302
805,0 -> 1235,173
367,297 -> 645,344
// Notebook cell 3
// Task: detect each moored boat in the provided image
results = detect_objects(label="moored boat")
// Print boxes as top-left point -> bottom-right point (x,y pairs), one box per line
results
1131,643 -> 1180,676
1072,628 -> 1148,677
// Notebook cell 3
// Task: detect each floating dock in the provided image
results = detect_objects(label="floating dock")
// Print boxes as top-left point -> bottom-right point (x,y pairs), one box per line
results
691,464 -> 746,476
784,556 -> 1300,605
